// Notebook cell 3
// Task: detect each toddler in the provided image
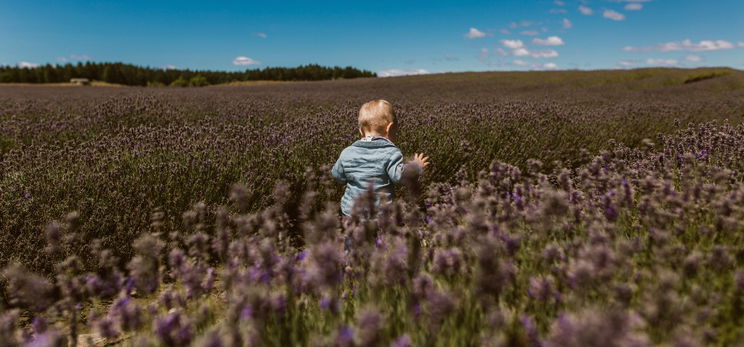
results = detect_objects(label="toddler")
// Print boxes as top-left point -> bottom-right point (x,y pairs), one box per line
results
331,99 -> 429,216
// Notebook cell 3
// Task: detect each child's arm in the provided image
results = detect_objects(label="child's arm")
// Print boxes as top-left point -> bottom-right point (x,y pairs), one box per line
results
387,150 -> 405,184
331,157 -> 347,184
388,151 -> 430,184
411,153 -> 430,169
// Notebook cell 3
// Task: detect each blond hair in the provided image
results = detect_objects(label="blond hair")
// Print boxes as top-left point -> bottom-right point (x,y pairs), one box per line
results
358,99 -> 394,134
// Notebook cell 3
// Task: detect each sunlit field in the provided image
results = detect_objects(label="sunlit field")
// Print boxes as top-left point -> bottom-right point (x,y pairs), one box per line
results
2,68 -> 744,345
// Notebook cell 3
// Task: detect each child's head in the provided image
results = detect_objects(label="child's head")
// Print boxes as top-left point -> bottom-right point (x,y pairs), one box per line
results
358,99 -> 395,139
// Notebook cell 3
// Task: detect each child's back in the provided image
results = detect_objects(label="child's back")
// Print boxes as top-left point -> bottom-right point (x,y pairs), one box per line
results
332,135 -> 404,216
331,100 -> 429,216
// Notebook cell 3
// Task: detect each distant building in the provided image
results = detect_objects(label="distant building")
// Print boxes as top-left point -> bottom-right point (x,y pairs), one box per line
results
70,78 -> 90,86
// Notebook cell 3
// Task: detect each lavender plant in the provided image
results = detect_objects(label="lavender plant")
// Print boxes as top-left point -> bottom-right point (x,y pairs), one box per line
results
0,69 -> 743,345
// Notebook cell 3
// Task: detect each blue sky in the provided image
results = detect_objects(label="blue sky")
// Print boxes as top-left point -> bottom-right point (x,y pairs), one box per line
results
1,0 -> 743,76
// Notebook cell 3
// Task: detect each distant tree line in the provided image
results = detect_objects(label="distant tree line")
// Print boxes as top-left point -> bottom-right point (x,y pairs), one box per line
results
0,62 -> 377,86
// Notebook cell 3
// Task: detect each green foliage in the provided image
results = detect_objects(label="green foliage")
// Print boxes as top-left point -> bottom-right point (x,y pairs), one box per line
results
188,75 -> 209,87
0,62 -> 377,86
0,136 -> 15,156
169,76 -> 189,87
683,69 -> 731,84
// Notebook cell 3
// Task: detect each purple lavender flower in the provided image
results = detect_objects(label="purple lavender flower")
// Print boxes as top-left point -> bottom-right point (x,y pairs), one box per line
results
1,264 -> 55,312
240,306 -> 253,320
528,276 -> 556,303
154,310 -> 194,346
0,310 -> 21,346
335,325 -> 354,347
26,330 -> 64,347
545,308 -> 648,347
391,334 -> 412,347
735,271 -> 744,292
110,295 -> 142,331
32,316 -> 47,334
309,240 -> 344,289
424,290 -> 457,330
319,295 -> 332,310
127,233 -> 163,294
356,307 -> 383,346
198,330 -> 225,347
520,315 -> 541,347
95,316 -> 119,339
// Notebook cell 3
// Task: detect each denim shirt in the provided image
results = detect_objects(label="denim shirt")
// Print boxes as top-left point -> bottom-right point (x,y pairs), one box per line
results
331,136 -> 405,216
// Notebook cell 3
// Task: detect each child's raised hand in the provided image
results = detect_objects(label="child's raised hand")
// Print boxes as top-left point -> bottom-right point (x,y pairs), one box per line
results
412,153 -> 430,169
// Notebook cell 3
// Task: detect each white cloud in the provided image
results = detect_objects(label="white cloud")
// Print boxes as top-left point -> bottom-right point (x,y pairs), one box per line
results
499,29 -> 511,34
684,55 -> 703,62
498,37 -> 561,59
624,39 -> 736,52
56,54 -> 91,62
513,48 -> 531,56
563,18 -> 573,29
617,60 -> 638,67
521,30 -> 539,36
501,39 -> 525,49
603,9 -> 626,21
479,48 -> 489,61
163,64 -> 178,70
532,36 -> 565,46
544,62 -> 558,69
661,40 -> 734,51
256,32 -> 267,39
464,27 -> 486,39
18,61 -> 38,68
497,47 -> 559,58
513,60 -> 558,70
378,69 -> 430,77
579,5 -> 594,15
550,9 -> 567,14
555,0 -> 565,5
494,48 -> 510,56
738,42 -> 744,48
625,3 -> 643,10
233,56 -> 261,66
530,49 -> 560,58
510,21 -> 541,29
646,58 -> 679,66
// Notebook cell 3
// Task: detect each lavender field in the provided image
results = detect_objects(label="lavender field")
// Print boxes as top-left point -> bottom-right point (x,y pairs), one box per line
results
2,68 -> 744,346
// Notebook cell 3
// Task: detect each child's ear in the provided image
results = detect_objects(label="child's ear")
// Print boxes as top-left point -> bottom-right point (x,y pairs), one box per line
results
385,122 -> 394,134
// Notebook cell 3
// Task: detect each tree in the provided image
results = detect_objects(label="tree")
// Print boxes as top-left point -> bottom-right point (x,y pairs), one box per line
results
170,76 -> 188,87
102,66 -> 113,83
0,62 -> 377,86
188,75 -> 209,87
